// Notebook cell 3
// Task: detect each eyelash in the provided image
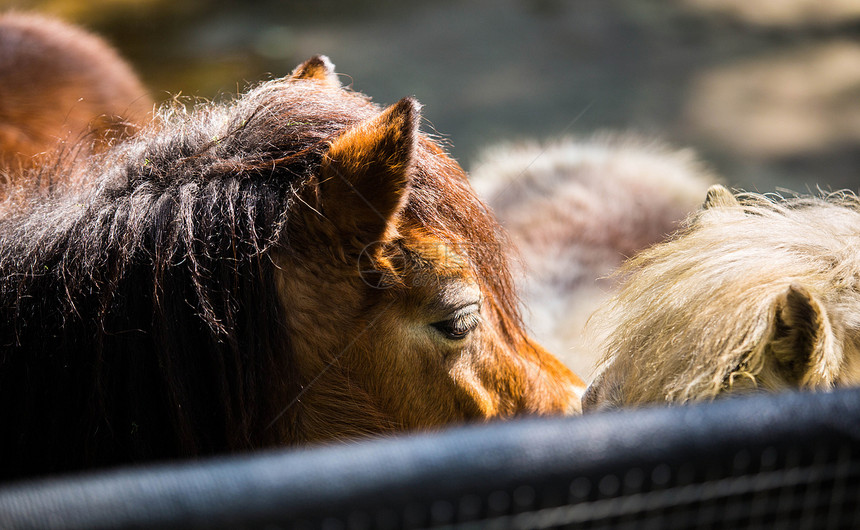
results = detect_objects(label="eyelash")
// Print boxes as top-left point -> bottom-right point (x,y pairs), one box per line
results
431,312 -> 481,340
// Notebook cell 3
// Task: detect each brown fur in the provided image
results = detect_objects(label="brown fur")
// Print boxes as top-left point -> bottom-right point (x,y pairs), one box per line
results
0,13 -> 151,176
583,186 -> 860,411
0,56 -> 581,479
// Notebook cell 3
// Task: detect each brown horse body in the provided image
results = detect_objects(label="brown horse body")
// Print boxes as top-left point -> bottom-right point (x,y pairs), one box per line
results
0,56 -> 581,480
584,186 -> 860,411
0,13 -> 151,174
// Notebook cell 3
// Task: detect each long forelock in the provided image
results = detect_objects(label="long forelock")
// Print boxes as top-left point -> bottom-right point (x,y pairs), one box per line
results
593,193 -> 860,403
405,139 -> 525,342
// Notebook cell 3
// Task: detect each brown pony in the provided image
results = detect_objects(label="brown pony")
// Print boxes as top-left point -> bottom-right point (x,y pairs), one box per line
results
0,13 -> 151,173
583,185 -> 860,411
0,56 -> 582,480
470,137 -> 715,378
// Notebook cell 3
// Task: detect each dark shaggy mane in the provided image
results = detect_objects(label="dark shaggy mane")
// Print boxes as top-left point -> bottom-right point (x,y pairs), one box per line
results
0,77 -> 521,479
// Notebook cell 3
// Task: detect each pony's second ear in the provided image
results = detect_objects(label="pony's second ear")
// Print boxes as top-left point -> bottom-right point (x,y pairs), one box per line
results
317,97 -> 419,246
767,283 -> 839,387
703,184 -> 739,209
291,55 -> 340,86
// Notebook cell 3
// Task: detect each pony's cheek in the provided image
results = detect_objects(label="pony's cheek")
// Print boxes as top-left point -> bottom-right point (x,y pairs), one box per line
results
581,383 -> 617,413
447,357 -> 499,418
372,319 -> 501,421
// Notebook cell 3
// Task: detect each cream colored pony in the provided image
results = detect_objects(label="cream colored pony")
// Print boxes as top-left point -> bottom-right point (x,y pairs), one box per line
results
583,185 -> 860,411
470,136 -> 714,378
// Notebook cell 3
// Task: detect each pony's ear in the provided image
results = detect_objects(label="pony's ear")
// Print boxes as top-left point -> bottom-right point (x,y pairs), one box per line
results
703,184 -> 739,209
317,97 -> 419,245
766,283 -> 839,387
291,55 -> 340,86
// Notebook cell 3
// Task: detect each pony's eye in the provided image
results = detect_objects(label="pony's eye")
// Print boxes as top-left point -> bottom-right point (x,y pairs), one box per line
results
431,306 -> 481,341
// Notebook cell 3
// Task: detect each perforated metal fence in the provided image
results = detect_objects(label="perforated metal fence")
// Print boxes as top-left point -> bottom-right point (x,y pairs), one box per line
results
1,388 -> 858,529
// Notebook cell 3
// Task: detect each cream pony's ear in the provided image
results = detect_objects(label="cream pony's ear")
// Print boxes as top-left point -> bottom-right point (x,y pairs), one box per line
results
702,184 -> 739,210
766,283 -> 840,388
291,55 -> 340,86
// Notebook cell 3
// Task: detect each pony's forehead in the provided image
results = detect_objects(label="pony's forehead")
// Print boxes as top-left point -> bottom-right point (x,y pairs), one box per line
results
397,230 -> 474,279
400,143 -> 502,279
698,196 -> 860,233
666,199 -> 860,267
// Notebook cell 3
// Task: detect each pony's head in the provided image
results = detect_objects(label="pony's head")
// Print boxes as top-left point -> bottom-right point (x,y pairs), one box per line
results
0,56 -> 581,477
270,58 -> 582,441
583,185 -> 860,411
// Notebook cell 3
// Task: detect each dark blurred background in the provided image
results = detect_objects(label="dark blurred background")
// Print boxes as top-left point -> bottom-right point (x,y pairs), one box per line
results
3,0 -> 859,192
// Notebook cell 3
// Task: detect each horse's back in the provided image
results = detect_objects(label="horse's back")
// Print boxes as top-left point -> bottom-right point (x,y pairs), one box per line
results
0,12 -> 151,169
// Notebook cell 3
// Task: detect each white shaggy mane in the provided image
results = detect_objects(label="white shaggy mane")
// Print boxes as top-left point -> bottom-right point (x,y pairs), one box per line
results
589,191 -> 860,405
